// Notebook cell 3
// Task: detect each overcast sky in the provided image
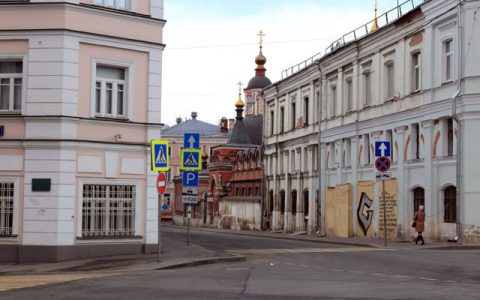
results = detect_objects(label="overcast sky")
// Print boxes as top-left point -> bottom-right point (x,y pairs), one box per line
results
161,0 -> 405,126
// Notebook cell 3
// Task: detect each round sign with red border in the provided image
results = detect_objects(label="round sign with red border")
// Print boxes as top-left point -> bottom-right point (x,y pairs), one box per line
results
157,172 -> 167,195
375,156 -> 391,173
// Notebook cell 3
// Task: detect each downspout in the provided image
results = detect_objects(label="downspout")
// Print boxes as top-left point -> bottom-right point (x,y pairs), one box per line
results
316,60 -> 325,235
453,0 -> 464,241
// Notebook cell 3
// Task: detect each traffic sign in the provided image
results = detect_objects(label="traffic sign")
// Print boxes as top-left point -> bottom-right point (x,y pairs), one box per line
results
184,133 -> 200,149
375,156 -> 391,173
180,149 -> 202,170
151,140 -> 169,172
162,204 -> 169,211
156,172 -> 167,195
182,194 -> 198,204
183,171 -> 199,187
182,186 -> 198,195
375,141 -> 391,157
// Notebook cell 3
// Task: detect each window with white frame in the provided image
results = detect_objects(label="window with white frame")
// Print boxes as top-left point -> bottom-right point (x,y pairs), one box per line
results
362,71 -> 371,107
411,52 -> 421,92
329,85 -> 337,118
95,0 -> 128,10
82,184 -> 136,238
0,61 -> 22,112
95,65 -> 127,118
345,77 -> 353,112
443,39 -> 454,82
385,61 -> 394,100
0,181 -> 14,237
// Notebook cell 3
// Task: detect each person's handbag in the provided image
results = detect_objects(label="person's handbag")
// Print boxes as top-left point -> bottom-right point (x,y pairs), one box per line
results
411,221 -> 416,228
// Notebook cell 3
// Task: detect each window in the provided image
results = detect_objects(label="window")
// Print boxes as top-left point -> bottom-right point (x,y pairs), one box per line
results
270,110 -> 274,135
385,61 -> 394,100
345,78 -> 353,112
443,39 -> 453,82
280,190 -> 285,213
413,187 -> 425,213
82,184 -> 136,238
447,118 -> 454,156
330,85 -> 337,117
412,123 -> 420,159
95,0 -> 128,10
0,61 -> 22,112
444,186 -> 456,223
95,65 -> 127,118
0,182 -> 14,237
344,138 -> 351,167
291,102 -> 296,129
303,190 -> 309,216
362,71 -> 371,107
363,134 -> 371,166
303,97 -> 309,125
280,107 -> 285,133
412,52 -> 421,92
291,190 -> 297,215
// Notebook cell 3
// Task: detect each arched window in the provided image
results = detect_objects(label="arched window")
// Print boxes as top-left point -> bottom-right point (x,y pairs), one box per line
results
291,190 -> 297,215
255,186 -> 259,197
303,190 -> 309,216
413,187 -> 425,212
444,186 -> 456,223
247,187 -> 252,197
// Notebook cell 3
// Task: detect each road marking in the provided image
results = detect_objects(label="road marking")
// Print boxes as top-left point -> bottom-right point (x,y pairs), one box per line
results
299,264 -> 309,268
419,277 -> 437,281
0,273 -> 113,292
372,273 -> 387,276
227,247 -> 382,255
333,269 -> 344,272
393,275 -> 410,279
224,267 -> 250,271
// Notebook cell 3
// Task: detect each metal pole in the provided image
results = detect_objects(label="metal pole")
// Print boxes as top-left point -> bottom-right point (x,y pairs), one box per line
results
158,195 -> 162,262
187,205 -> 191,246
382,178 -> 387,247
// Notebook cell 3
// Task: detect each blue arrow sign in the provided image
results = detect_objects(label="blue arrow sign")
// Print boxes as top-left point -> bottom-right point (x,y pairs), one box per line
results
184,133 -> 200,149
183,171 -> 199,187
162,204 -> 169,211
375,141 -> 391,157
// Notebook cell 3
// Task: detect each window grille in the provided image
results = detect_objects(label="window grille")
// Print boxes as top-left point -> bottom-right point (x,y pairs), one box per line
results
0,182 -> 14,236
82,184 -> 135,238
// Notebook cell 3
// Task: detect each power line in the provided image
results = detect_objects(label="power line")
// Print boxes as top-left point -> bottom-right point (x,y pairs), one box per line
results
165,37 -> 335,50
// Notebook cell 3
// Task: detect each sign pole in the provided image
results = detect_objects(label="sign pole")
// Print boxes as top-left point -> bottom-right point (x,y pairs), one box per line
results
187,205 -> 191,246
158,195 -> 162,262
382,178 -> 387,247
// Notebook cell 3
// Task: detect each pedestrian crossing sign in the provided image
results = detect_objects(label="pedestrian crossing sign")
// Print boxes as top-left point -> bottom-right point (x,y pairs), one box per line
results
180,149 -> 202,171
151,140 -> 169,172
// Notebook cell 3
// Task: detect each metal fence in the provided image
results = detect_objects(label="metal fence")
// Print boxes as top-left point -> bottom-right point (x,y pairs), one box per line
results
281,0 -> 426,79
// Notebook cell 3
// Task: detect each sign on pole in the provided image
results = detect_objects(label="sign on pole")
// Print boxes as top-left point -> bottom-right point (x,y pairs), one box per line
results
184,133 -> 200,149
180,149 -> 202,171
156,172 -> 167,195
183,171 -> 199,187
375,141 -> 391,157
151,140 -> 169,172
375,156 -> 391,173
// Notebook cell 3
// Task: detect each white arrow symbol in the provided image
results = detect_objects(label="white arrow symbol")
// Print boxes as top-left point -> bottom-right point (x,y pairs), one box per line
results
188,135 -> 196,148
379,143 -> 387,157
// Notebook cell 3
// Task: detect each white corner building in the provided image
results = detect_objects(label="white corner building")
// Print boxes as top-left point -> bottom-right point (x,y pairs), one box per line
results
263,0 -> 480,242
0,0 -> 164,262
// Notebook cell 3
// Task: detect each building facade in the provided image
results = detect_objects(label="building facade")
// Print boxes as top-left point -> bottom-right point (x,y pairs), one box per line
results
264,0 -> 480,242
0,0 -> 165,262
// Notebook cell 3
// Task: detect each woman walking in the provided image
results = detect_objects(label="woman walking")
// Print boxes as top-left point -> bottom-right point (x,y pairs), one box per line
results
413,205 -> 426,245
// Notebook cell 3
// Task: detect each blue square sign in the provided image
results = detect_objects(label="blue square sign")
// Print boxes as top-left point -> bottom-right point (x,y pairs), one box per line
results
184,133 -> 200,149
151,140 -> 169,171
181,149 -> 202,170
375,141 -> 391,157
183,171 -> 199,187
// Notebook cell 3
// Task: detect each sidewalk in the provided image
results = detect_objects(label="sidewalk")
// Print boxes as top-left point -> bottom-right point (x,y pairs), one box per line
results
166,224 -> 480,251
0,233 -> 245,276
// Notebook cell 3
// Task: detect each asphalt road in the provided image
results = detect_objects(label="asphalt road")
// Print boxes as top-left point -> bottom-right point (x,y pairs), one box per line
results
1,227 -> 480,300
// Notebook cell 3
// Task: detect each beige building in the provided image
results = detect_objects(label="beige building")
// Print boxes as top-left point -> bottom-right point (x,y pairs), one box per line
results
0,0 -> 165,262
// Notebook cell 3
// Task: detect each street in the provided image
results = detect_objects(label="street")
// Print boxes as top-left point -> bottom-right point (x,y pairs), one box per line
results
1,227 -> 479,299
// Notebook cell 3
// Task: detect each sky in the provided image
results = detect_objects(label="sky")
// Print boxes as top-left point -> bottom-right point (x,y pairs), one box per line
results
161,0 -> 405,127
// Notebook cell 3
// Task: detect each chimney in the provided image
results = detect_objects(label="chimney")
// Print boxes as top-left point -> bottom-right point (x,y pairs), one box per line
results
228,118 -> 235,129
220,117 -> 228,133
176,117 -> 182,124
191,112 -> 198,119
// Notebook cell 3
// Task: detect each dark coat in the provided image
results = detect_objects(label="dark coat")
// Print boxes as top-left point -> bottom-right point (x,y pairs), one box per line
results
414,211 -> 425,233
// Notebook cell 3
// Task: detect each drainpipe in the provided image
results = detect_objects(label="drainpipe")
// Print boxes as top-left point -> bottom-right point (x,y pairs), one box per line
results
316,60 -> 325,236
452,0 -> 464,241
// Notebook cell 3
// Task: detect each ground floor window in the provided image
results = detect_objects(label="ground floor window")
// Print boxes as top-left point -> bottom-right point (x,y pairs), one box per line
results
444,186 -> 456,223
0,182 -> 14,236
82,184 -> 135,238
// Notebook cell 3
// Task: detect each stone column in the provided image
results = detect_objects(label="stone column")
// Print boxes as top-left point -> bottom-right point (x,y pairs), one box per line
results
422,120 -> 435,239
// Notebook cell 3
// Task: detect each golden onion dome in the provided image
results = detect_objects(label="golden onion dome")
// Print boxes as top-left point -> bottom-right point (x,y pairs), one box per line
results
235,96 -> 245,109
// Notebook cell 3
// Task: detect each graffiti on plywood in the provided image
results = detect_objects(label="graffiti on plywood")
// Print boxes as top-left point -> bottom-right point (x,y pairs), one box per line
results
357,192 -> 373,236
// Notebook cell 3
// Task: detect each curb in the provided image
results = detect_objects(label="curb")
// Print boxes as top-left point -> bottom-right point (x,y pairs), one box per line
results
156,255 -> 247,270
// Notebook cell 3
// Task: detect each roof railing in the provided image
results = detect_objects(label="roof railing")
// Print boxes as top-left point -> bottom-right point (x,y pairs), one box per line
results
280,0 -> 425,79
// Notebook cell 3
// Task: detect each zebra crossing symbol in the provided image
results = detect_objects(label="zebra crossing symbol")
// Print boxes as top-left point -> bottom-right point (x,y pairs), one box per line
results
150,140 -> 169,172
180,149 -> 202,171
